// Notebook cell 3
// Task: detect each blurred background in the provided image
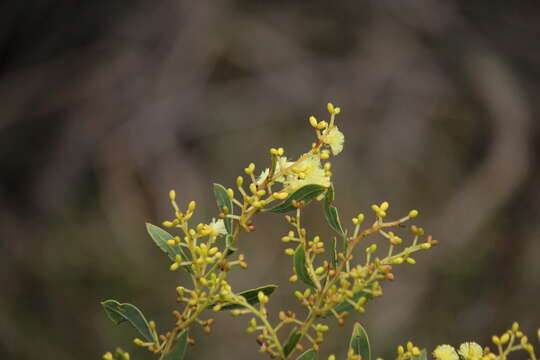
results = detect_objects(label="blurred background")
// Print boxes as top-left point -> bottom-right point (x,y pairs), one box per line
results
1,1 -> 539,359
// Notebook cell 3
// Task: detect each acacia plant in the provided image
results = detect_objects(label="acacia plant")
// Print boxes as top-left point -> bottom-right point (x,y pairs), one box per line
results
101,103 -> 540,360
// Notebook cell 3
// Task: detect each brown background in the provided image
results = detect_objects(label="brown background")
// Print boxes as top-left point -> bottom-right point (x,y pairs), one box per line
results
1,1 -> 539,359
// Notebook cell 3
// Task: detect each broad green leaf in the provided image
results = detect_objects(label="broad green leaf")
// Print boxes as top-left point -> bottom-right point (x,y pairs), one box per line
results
146,223 -> 193,274
264,184 -> 327,214
411,349 -> 427,360
294,245 -> 316,288
210,285 -> 278,311
296,349 -> 317,360
324,185 -> 344,236
213,183 -> 233,234
330,237 -> 338,269
283,330 -> 301,356
350,323 -> 371,360
101,300 -> 154,342
161,329 -> 188,360
325,287 -> 373,317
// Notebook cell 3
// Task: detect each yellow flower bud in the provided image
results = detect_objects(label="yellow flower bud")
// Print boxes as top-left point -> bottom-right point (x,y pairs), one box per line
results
169,190 -> 176,201
317,121 -> 328,130
406,257 -> 416,265
188,200 -> 196,211
170,262 -> 180,271
380,201 -> 389,211
409,209 -> 419,218
226,188 -> 234,199
500,333 -> 510,344
257,291 -> 268,304
492,336 -> 500,345
163,221 -> 174,228
103,352 -> 113,360
327,102 -> 335,114
236,176 -> 244,187
285,248 -> 295,256
420,243 -> 431,249
309,116 -> 318,128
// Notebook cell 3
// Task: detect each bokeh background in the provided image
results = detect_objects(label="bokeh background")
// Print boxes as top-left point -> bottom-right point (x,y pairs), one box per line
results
1,1 -> 539,359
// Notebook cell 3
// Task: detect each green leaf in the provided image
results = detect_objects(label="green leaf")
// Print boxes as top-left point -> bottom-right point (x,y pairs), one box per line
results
350,323 -> 371,360
294,245 -> 316,288
161,329 -> 188,360
101,300 -> 154,342
225,234 -> 237,256
263,184 -> 327,214
324,185 -> 344,236
213,183 -> 233,234
269,153 -> 278,178
411,349 -> 427,360
330,237 -> 338,269
296,349 -> 318,360
283,330 -> 301,356
210,285 -> 278,311
146,223 -> 193,274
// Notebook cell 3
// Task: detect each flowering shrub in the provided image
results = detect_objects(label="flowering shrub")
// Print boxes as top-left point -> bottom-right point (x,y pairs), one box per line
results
101,104 -> 540,360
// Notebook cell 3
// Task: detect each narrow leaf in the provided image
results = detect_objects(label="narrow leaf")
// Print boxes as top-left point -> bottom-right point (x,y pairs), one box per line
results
161,329 -> 188,360
283,330 -> 301,356
411,349 -> 427,360
294,245 -> 316,288
209,285 -> 278,311
296,349 -> 318,360
101,300 -> 154,342
324,185 -> 344,235
213,183 -> 233,234
350,323 -> 371,360
225,234 -> 237,256
146,223 -> 193,274
268,153 -> 278,179
330,237 -> 338,269
264,184 -> 327,214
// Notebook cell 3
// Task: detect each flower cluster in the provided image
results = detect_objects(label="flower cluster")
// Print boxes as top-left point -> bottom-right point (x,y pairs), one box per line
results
101,103 -> 538,360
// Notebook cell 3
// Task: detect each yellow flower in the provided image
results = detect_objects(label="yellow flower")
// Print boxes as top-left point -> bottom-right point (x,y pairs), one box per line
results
256,168 -> 270,185
322,126 -> 345,155
209,218 -> 227,236
281,156 -> 330,191
458,342 -> 483,360
433,345 -> 459,360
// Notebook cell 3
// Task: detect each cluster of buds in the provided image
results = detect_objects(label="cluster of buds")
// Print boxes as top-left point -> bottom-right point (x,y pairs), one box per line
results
396,341 -> 423,360
490,322 -> 536,359
163,197 -> 197,228
103,349 -> 131,360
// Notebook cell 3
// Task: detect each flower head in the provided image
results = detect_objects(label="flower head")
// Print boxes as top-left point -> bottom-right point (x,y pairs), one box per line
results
433,345 -> 459,360
458,342 -> 483,360
280,155 -> 330,192
208,218 -> 227,236
322,126 -> 345,155
256,168 -> 270,185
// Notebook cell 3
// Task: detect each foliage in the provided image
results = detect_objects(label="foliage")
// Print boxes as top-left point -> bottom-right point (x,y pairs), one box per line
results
101,103 -> 539,360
